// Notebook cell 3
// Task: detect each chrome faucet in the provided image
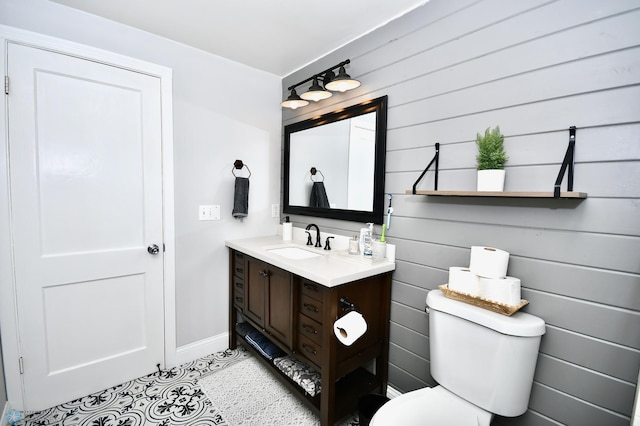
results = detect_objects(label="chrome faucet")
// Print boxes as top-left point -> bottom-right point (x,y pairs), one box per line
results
305,223 -> 322,248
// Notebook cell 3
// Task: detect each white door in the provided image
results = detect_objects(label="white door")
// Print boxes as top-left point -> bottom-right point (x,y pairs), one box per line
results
7,42 -> 165,410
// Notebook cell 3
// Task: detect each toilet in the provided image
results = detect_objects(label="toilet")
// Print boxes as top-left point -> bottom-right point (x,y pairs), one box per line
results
371,289 -> 545,425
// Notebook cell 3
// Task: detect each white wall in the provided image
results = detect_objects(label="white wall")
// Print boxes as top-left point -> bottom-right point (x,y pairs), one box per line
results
0,0 -> 282,354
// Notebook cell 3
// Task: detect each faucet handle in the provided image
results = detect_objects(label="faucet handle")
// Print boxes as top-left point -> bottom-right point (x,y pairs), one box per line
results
324,236 -> 334,251
305,231 -> 313,246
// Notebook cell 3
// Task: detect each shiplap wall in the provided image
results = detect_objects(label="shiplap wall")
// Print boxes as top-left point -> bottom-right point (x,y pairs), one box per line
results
282,1 -> 640,424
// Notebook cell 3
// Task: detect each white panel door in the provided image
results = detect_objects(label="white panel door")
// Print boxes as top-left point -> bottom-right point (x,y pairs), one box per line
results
7,42 -> 165,410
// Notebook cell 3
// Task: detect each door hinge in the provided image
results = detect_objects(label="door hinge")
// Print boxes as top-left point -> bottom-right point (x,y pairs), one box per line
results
4,76 -> 8,95
18,357 -> 24,374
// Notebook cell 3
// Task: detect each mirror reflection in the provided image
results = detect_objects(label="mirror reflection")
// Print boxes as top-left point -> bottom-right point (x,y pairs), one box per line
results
288,111 -> 376,210
283,96 -> 387,224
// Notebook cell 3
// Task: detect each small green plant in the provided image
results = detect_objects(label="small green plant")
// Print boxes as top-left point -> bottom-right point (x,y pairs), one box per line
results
476,126 -> 508,170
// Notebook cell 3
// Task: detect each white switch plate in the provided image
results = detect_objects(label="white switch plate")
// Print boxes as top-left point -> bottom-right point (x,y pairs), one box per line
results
199,205 -> 220,221
271,204 -> 279,218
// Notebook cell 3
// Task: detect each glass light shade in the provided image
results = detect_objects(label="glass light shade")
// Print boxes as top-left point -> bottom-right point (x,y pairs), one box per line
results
300,77 -> 332,102
281,89 -> 309,109
325,66 -> 361,92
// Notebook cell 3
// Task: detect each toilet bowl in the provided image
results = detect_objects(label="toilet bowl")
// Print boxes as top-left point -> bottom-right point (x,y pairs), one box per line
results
370,386 -> 492,426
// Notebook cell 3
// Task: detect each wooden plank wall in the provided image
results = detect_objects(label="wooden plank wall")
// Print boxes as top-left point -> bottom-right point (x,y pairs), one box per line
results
282,1 -> 640,424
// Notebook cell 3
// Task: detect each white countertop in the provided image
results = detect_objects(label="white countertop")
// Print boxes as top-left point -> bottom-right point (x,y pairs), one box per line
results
225,235 -> 395,287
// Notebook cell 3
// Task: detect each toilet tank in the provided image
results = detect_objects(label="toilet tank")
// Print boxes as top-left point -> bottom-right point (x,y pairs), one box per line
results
426,290 -> 545,417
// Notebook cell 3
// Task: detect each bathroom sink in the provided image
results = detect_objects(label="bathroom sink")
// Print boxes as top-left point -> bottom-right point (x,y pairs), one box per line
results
267,246 -> 323,260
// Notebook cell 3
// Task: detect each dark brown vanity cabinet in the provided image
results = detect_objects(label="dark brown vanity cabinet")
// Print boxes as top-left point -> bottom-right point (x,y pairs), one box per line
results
244,256 -> 294,349
229,248 -> 392,426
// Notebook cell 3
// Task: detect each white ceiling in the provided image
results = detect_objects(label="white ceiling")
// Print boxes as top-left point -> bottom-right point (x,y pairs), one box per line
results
50,0 -> 428,77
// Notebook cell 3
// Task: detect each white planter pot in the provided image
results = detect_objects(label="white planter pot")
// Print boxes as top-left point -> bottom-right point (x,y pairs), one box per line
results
477,169 -> 506,191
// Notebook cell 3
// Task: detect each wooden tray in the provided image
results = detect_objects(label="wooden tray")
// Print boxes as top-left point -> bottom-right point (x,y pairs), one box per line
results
439,284 -> 529,316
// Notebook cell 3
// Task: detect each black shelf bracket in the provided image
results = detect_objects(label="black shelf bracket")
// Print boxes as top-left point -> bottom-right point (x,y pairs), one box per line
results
554,126 -> 576,198
412,143 -> 440,194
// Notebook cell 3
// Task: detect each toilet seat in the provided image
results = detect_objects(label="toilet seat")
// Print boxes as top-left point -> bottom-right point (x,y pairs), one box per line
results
370,386 -> 492,426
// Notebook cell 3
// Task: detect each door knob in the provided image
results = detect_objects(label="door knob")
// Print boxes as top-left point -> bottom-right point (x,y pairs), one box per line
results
147,244 -> 160,255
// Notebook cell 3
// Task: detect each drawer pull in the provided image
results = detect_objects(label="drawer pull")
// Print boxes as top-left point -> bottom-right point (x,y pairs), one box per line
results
303,303 -> 319,313
234,282 -> 243,289
236,267 -> 243,273
258,270 -> 269,278
235,296 -> 243,303
303,282 -> 319,292
302,343 -> 317,356
302,324 -> 318,335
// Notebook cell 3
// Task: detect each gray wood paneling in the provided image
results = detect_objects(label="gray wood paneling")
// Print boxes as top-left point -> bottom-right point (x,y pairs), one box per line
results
540,326 -> 640,384
282,0 -> 640,423
389,322 -> 429,360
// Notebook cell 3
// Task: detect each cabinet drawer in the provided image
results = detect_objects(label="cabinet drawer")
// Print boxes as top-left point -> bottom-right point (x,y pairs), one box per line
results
301,279 -> 323,301
233,290 -> 244,308
233,277 -> 244,293
233,252 -> 245,279
298,334 -> 322,367
298,313 -> 323,345
300,294 -> 323,324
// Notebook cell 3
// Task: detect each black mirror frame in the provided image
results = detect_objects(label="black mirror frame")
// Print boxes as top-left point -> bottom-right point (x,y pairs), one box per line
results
283,95 -> 388,224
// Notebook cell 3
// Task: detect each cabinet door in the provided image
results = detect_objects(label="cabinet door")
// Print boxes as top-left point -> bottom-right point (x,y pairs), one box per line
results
265,266 -> 293,348
245,257 -> 266,326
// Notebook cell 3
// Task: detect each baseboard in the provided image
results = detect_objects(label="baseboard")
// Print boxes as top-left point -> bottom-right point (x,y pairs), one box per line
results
2,401 -> 9,426
174,332 -> 228,366
386,385 -> 402,399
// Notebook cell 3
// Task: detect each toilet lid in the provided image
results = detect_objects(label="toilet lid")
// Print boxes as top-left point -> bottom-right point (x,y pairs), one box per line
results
370,386 -> 492,426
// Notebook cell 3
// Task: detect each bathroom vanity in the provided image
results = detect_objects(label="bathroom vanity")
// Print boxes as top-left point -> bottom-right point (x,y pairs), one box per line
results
226,236 -> 394,426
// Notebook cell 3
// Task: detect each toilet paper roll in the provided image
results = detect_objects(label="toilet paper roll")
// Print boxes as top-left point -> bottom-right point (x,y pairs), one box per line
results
469,246 -> 509,278
448,266 -> 480,296
333,311 -> 367,346
479,276 -> 521,306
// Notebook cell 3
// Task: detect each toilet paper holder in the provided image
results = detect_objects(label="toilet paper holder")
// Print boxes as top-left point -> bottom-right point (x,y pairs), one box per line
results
339,297 -> 357,312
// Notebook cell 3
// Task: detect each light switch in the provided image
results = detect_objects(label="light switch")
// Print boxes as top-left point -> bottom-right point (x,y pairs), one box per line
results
199,205 -> 220,221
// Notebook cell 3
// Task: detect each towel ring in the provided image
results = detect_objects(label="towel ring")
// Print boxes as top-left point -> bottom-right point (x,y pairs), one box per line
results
309,167 -> 324,182
232,159 -> 251,178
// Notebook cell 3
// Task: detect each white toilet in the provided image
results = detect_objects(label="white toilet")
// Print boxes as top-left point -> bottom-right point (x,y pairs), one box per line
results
371,289 -> 546,425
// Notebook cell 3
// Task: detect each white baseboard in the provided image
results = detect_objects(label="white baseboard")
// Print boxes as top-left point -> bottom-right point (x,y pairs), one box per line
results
174,332 -> 228,367
2,401 -> 9,426
386,385 -> 402,399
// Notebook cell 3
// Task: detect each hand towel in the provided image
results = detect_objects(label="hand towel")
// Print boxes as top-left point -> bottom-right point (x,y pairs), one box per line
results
309,181 -> 330,208
232,177 -> 249,218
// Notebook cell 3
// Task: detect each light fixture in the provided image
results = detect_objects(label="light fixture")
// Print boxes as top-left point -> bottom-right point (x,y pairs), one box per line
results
280,88 -> 309,110
324,65 -> 361,92
282,59 -> 360,109
300,77 -> 332,102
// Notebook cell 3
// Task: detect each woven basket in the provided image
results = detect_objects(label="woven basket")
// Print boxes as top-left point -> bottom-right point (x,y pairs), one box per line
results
439,284 -> 528,316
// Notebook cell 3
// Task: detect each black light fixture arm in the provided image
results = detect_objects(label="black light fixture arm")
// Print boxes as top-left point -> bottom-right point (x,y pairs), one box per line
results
287,59 -> 351,91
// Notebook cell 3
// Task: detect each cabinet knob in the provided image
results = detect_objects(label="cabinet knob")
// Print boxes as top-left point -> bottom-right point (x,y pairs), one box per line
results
303,303 -> 319,313
302,343 -> 317,356
303,324 -> 318,335
258,270 -> 269,278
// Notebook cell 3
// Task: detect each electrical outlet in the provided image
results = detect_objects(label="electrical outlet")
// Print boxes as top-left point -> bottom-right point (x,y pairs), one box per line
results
271,204 -> 280,218
199,205 -> 220,221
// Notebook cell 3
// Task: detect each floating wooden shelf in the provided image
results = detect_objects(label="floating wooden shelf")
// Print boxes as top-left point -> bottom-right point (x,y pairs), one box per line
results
405,190 -> 587,199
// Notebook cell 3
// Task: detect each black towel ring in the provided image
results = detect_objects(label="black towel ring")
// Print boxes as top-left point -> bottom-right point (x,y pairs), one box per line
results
309,167 -> 324,182
232,159 -> 251,178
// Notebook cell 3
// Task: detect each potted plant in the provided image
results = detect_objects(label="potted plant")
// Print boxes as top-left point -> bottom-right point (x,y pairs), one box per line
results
476,126 -> 508,191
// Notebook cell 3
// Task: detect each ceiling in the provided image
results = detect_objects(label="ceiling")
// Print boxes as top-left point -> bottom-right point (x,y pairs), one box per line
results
50,0 -> 428,77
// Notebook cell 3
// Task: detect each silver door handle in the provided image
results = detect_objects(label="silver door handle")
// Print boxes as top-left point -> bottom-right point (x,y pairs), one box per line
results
147,244 -> 160,255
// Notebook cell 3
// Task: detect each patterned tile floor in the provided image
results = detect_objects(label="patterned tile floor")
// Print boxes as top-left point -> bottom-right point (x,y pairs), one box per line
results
14,347 -> 360,426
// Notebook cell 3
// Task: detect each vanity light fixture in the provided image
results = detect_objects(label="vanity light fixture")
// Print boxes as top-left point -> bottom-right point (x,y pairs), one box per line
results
300,77 -> 332,102
281,88 -> 309,110
282,59 -> 360,109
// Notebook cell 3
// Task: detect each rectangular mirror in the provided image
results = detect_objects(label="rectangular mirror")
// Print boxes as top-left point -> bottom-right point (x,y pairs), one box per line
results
283,96 -> 387,224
